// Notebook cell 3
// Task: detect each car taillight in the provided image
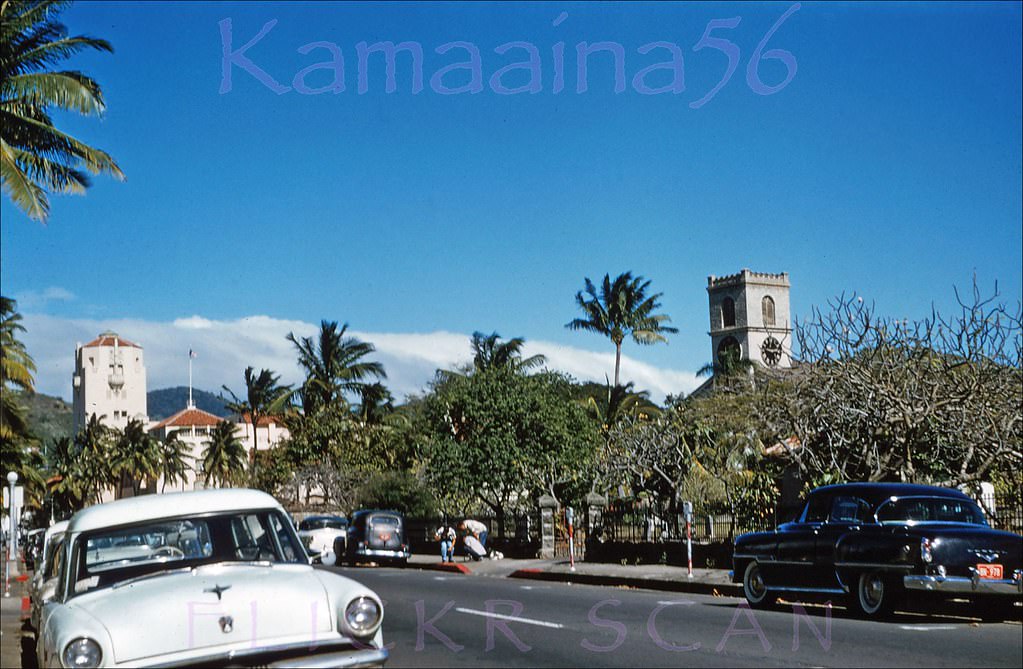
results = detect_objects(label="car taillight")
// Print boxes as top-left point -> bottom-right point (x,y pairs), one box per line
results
921,537 -> 932,563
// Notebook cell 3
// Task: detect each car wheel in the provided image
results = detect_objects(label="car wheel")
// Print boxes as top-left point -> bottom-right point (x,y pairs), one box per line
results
742,561 -> 774,609
852,570 -> 899,619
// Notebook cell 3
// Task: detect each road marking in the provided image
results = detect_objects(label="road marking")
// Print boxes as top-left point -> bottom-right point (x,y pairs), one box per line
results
898,625 -> 958,631
455,607 -> 565,629
519,585 -> 551,591
657,600 -> 697,606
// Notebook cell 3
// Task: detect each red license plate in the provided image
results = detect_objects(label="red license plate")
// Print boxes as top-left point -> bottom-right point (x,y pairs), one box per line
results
976,563 -> 1003,579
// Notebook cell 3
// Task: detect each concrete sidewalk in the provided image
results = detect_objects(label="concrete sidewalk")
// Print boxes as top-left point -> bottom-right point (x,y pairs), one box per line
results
405,553 -> 742,597
1,561 -> 32,669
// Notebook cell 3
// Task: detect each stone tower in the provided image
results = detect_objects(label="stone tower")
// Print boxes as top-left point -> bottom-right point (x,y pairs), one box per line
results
72,331 -> 149,434
706,269 -> 792,369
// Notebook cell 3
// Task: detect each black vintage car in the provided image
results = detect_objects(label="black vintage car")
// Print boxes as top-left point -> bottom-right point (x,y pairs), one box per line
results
732,483 -> 1022,618
341,509 -> 411,567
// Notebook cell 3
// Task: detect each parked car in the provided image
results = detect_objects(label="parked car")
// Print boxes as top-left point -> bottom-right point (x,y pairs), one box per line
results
36,489 -> 388,668
733,482 -> 1022,619
25,527 -> 47,570
344,510 -> 410,567
29,520 -> 69,632
297,514 -> 348,564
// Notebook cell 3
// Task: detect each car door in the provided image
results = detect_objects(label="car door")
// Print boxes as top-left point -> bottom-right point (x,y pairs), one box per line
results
773,492 -> 831,587
815,495 -> 872,589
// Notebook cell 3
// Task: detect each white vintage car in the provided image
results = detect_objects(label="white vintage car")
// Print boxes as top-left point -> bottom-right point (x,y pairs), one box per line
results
29,519 -> 70,631
297,515 -> 349,565
37,489 -> 387,668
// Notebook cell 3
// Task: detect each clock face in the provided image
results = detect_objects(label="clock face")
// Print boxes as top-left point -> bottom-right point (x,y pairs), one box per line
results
761,337 -> 783,367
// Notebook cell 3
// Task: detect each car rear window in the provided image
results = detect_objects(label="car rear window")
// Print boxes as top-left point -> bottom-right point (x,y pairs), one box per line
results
299,517 -> 346,531
876,497 -> 987,525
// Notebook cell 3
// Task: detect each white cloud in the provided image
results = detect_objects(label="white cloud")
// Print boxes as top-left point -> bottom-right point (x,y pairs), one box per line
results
19,314 -> 701,404
13,287 -> 75,309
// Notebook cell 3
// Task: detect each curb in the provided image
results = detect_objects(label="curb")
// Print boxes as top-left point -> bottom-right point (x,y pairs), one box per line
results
508,568 -> 743,597
419,562 -> 472,575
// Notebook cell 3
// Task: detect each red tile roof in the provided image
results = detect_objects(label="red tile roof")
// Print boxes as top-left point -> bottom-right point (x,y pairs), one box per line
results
149,407 -> 225,431
82,332 -> 140,349
238,412 -> 284,427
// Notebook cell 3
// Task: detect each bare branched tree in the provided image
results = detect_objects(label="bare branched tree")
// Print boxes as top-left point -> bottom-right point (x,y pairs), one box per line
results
762,278 -> 1022,489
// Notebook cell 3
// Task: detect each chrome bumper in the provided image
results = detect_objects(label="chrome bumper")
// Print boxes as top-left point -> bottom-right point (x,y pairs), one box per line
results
904,569 -> 1023,596
355,548 -> 410,559
271,648 -> 388,668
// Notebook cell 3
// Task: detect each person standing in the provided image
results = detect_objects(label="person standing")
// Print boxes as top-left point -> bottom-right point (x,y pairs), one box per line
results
434,522 -> 456,562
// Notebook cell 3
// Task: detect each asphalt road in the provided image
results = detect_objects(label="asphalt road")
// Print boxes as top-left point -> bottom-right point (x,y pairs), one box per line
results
328,565 -> 1023,668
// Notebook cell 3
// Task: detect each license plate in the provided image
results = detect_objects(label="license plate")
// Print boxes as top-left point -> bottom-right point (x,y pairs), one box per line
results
976,563 -> 1003,579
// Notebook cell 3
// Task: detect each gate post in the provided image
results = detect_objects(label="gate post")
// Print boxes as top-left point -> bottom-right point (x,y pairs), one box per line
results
584,492 -> 606,562
538,494 -> 558,559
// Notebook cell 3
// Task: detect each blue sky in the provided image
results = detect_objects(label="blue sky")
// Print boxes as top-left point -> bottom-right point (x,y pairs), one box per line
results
3,1 -> 1021,403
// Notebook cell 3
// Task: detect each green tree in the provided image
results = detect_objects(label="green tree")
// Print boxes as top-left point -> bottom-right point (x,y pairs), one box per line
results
0,0 -> 124,222
287,321 -> 385,414
223,367 -> 291,480
696,347 -> 757,391
579,380 -> 661,438
423,368 -> 598,529
202,420 -> 246,488
158,431 -> 192,493
358,470 -> 438,517
1,296 -> 36,480
45,435 -> 83,516
112,418 -> 160,496
75,413 -> 113,503
566,272 -> 678,386
470,331 -> 546,373
355,382 -> 394,425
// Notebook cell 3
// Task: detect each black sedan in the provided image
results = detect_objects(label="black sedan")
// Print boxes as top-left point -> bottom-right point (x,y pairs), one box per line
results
733,482 -> 1022,618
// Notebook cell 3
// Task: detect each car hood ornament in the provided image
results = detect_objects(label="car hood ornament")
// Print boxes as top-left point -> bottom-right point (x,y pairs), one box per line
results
204,584 -> 232,601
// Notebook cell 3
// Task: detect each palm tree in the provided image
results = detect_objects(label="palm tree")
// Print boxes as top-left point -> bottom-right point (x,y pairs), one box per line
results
582,380 -> 662,437
696,345 -> 756,390
470,331 -> 546,373
1,0 -> 124,222
223,367 -> 291,479
355,382 -> 394,425
158,431 -> 192,493
1,296 -> 36,480
45,435 -> 83,516
566,272 -> 678,386
75,413 -> 113,503
202,420 -> 246,488
112,418 -> 160,496
287,321 -> 386,414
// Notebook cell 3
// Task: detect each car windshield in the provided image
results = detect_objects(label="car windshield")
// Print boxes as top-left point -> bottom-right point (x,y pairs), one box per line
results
71,510 -> 304,597
876,497 -> 988,525
299,517 -> 346,531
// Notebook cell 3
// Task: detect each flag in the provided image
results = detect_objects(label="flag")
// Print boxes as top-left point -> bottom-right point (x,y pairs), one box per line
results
189,349 -> 197,359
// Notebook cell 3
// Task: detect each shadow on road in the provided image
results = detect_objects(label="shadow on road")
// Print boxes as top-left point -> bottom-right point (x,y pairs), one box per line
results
20,620 -> 38,669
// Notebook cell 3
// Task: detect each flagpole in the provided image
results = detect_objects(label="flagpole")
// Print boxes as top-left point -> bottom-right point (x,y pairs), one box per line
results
188,351 -> 194,409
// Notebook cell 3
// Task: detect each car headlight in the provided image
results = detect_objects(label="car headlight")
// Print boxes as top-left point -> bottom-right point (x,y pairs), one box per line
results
343,596 -> 382,637
62,637 -> 102,668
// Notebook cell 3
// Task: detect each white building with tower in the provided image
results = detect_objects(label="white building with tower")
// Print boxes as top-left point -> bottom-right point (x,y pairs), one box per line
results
706,269 -> 793,370
72,331 -> 149,434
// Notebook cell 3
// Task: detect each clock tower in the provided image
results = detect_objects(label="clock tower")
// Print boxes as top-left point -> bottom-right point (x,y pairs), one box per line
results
707,269 -> 792,369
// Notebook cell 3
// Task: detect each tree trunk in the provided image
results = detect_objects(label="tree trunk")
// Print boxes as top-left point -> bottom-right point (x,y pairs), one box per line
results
614,341 -> 622,387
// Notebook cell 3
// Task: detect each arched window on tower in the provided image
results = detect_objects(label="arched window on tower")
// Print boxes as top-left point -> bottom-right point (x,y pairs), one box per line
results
721,297 -> 736,328
762,296 -> 776,326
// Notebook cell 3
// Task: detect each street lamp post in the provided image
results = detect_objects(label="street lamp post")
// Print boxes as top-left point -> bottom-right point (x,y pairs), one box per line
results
5,471 -> 18,597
